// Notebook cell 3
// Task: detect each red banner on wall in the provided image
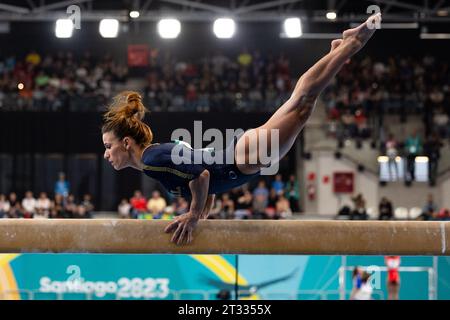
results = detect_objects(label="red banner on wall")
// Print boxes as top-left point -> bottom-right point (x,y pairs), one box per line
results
333,172 -> 354,193
127,45 -> 150,67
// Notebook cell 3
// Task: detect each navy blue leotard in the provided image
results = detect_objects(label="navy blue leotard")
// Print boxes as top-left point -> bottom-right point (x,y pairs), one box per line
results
141,139 -> 260,198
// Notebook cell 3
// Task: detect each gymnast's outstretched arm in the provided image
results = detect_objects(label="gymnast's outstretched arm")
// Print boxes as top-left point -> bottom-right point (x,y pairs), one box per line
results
164,169 -> 210,245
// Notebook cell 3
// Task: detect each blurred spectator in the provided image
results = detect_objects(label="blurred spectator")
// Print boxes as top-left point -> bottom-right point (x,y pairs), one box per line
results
53,194 -> 65,218
55,172 -> 70,198
351,193 -> 368,220
234,190 -> 253,219
35,192 -> 51,218
81,194 -> 95,215
63,194 -> 77,218
174,197 -> 189,216
147,191 -> 167,218
21,191 -> 36,218
0,194 -> 10,218
385,133 -> 399,181
404,130 -> 422,182
437,208 -> 450,221
433,107 -> 449,139
25,50 -> 41,66
218,193 -> 235,219
118,198 -> 131,218
285,174 -> 300,212
424,132 -> 443,186
275,194 -> 292,219
237,48 -> 252,68
417,194 -> 437,220
378,197 -> 393,220
7,192 -> 21,217
267,188 -> 278,209
252,181 -> 269,219
130,190 -> 147,219
74,204 -> 92,219
271,174 -> 285,195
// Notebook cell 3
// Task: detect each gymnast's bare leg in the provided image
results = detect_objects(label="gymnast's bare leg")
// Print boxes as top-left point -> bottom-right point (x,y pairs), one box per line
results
235,13 -> 382,174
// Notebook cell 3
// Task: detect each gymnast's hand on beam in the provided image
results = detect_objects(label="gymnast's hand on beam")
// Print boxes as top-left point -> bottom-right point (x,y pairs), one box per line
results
164,212 -> 199,245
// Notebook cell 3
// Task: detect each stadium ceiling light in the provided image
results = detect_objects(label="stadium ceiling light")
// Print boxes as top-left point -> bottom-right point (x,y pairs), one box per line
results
129,11 -> 140,19
99,19 -> 119,38
283,17 -> 302,38
213,18 -> 236,39
420,33 -> 450,39
326,12 -> 337,20
157,18 -> 181,39
55,19 -> 74,38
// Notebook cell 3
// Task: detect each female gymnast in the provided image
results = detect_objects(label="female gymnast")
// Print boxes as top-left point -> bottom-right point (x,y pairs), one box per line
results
102,14 -> 382,245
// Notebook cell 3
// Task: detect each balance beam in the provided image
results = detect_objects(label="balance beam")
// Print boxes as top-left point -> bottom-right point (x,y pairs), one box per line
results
0,219 -> 448,255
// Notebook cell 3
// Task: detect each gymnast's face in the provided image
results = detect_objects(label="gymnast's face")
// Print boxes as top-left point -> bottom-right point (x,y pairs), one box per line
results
102,131 -> 129,170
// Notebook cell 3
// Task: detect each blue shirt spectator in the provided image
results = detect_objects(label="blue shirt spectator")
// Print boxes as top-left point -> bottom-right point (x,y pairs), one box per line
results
55,172 -> 70,198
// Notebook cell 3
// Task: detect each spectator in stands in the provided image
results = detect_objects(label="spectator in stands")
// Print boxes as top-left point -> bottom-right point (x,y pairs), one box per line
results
437,208 -> 450,221
81,194 -> 95,215
7,192 -> 22,218
267,188 -> 278,210
174,197 -> 189,217
130,190 -> 147,219
218,193 -> 235,219
147,190 -> 167,219
385,133 -> 399,181
252,180 -> 269,219
271,174 -> 285,195
234,189 -> 253,219
237,48 -> 252,68
404,130 -> 422,183
275,194 -> 292,219
433,107 -> 449,139
21,191 -> 37,218
424,132 -> 443,186
417,193 -> 437,220
74,204 -> 92,219
118,198 -> 131,219
54,172 -> 70,198
52,194 -> 65,218
35,192 -> 51,218
63,194 -> 77,218
0,194 -> 10,218
378,197 -> 393,220
285,174 -> 300,212
351,193 -> 368,220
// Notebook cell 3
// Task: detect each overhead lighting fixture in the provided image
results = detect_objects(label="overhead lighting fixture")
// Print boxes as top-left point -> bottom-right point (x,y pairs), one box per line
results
415,156 -> 429,163
350,22 -> 419,29
129,11 -> 140,19
283,17 -> 302,38
99,19 -> 119,38
326,12 -> 337,20
420,33 -> 450,39
158,18 -> 181,39
377,156 -> 389,163
55,19 -> 74,38
213,18 -> 235,39
299,33 -> 341,39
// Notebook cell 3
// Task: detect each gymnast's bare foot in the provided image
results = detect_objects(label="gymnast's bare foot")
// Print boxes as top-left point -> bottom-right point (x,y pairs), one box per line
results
342,13 -> 382,53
